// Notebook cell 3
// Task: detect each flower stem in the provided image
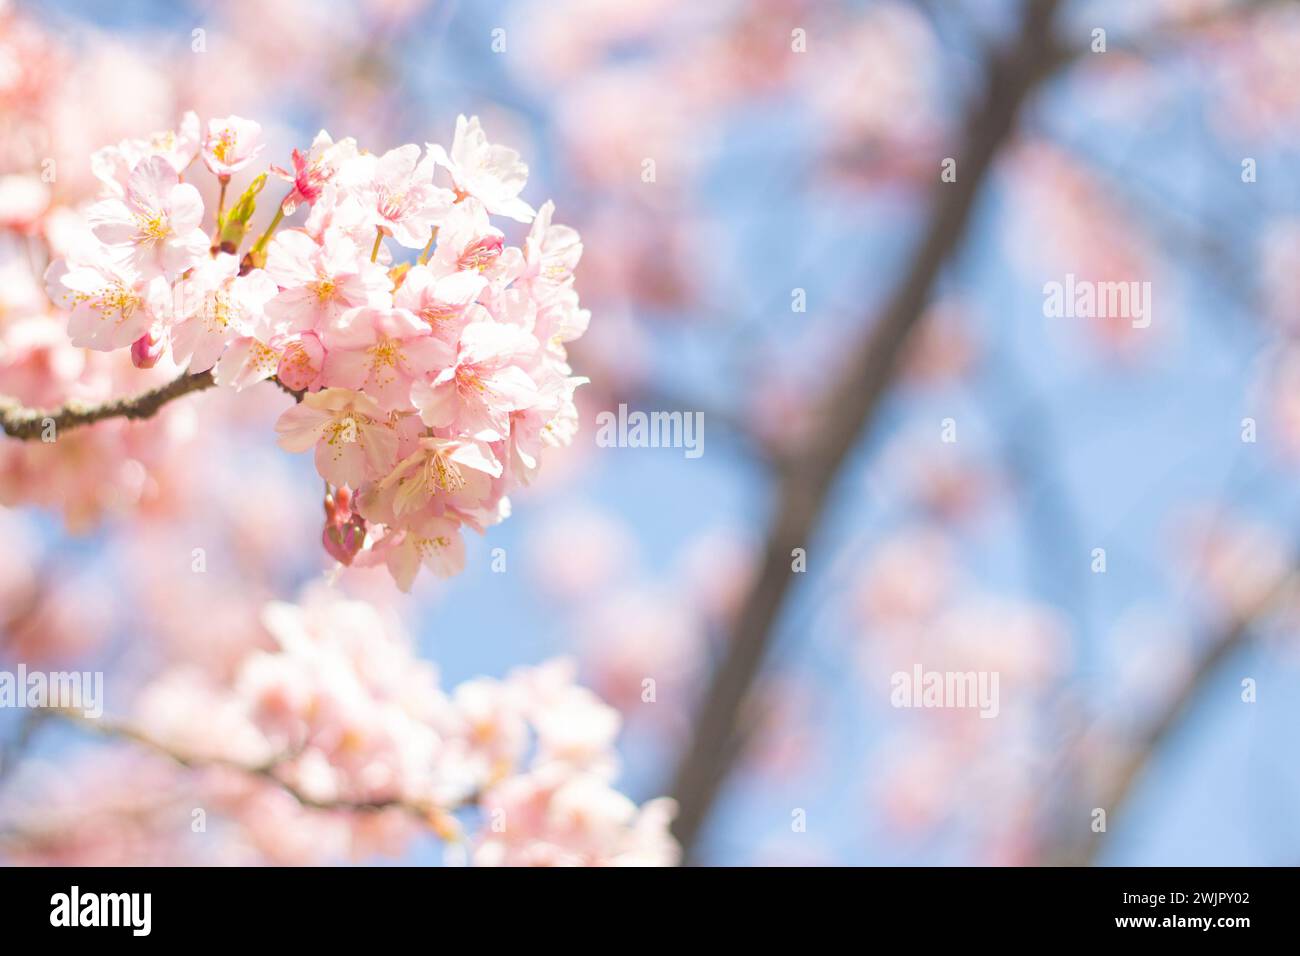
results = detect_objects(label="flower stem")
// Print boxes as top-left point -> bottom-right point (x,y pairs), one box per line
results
250,203 -> 287,259
215,176 -> 229,227
212,176 -> 230,252
418,227 -> 438,266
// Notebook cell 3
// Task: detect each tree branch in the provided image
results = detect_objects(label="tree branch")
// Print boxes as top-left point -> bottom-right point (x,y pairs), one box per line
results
54,709 -> 453,822
1052,563 -> 1300,866
1056,0 -> 1294,65
0,369 -> 216,440
666,0 -> 1067,861
0,370 -> 307,441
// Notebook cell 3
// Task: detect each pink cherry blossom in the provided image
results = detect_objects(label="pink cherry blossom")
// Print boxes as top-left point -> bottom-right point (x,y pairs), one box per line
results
531,285 -> 591,350
90,111 -> 202,198
147,110 -> 203,175
319,306 -> 448,409
410,320 -> 539,441
522,199 -> 582,299
428,114 -> 536,223
86,156 -> 209,273
370,516 -> 467,590
346,144 -> 455,248
270,129 -> 358,215
275,387 -> 398,489
428,198 -> 521,288
213,326 -> 290,390
301,181 -> 375,251
264,230 -> 392,331
504,366 -> 586,484
392,262 -> 486,346
44,253 -> 169,351
359,435 -> 501,527
31,109 -> 593,592
473,767 -> 679,867
518,658 -> 622,774
202,115 -> 265,177
168,254 -> 278,373
276,330 -> 327,392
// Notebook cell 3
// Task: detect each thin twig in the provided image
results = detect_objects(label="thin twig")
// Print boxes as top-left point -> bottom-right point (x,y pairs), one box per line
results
55,709 -> 445,820
1055,564 -> 1300,866
1055,0 -> 1294,65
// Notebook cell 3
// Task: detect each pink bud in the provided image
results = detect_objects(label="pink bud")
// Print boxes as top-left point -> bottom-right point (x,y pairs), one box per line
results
322,514 -> 365,566
334,485 -> 353,518
130,332 -> 164,369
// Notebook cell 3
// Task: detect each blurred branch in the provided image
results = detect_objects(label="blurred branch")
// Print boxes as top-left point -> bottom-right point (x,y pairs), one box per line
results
1056,0 -> 1291,64
53,710 -> 456,823
1050,561 -> 1300,866
0,712 -> 45,787
0,786 -> 190,855
1040,127 -> 1264,315
666,0 -> 1068,860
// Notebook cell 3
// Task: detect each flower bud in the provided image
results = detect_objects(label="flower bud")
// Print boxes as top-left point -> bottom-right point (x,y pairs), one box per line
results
219,172 -> 267,251
334,485 -> 353,516
323,512 -> 366,566
130,331 -> 164,369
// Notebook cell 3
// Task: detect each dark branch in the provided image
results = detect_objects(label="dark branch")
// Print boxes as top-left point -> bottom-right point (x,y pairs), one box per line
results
0,369 -> 216,440
666,0 -> 1067,861
0,369 -> 307,441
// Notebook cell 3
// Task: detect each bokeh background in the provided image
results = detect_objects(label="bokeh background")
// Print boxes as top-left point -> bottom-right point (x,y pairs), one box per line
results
2,0 -> 1299,865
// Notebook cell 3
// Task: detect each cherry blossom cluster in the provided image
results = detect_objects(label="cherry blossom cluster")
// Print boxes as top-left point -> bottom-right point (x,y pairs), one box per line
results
122,587 -> 679,866
1,485 -> 681,867
43,112 -> 588,589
